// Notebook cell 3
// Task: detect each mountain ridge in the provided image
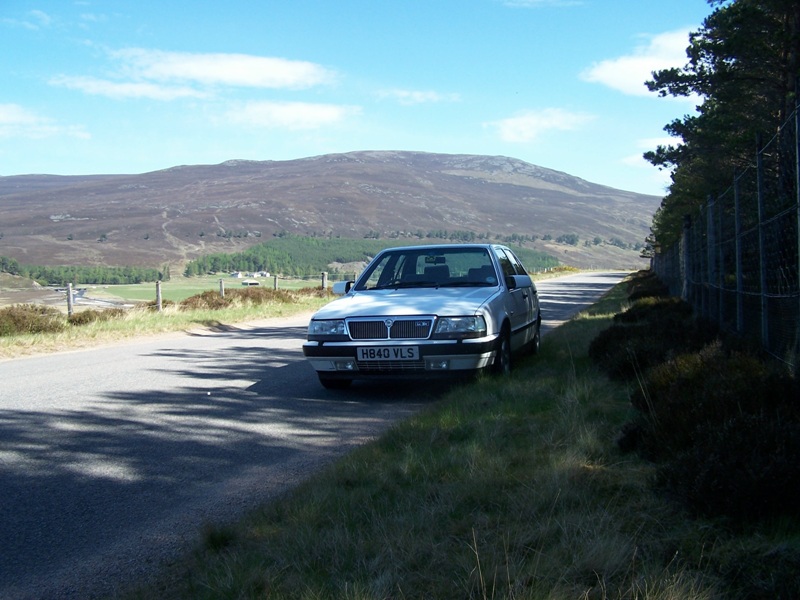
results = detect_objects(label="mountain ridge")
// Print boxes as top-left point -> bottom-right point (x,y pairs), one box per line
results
0,151 -> 661,270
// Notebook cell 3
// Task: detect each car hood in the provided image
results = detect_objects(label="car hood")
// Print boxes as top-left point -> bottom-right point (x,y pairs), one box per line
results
311,286 -> 500,319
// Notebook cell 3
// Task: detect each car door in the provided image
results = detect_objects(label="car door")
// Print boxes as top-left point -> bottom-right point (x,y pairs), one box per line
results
494,248 -> 530,348
505,248 -> 537,325
503,248 -> 539,343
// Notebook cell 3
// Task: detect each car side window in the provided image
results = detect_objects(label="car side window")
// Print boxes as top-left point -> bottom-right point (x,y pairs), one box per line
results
495,249 -> 516,278
359,253 -> 404,289
505,250 -> 528,275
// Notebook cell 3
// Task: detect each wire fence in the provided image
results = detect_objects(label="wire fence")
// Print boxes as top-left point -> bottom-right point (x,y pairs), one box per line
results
651,105 -> 800,370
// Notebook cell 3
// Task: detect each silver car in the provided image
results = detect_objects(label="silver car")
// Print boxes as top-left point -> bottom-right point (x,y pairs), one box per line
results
302,243 -> 541,389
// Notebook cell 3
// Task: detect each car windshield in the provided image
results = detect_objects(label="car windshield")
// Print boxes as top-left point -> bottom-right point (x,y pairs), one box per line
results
355,247 -> 499,290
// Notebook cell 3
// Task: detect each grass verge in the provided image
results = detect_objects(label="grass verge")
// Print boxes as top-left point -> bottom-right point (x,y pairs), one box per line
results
124,277 -> 768,600
0,288 -> 332,359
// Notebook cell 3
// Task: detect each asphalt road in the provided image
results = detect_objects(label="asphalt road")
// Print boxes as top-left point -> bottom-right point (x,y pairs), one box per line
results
0,271 -> 627,599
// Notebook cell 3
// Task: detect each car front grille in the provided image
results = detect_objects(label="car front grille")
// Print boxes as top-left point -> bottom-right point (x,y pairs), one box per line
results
348,317 -> 433,340
356,360 -> 426,372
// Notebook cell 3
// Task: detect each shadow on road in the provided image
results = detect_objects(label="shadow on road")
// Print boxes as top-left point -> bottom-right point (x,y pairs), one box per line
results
0,323 -> 448,599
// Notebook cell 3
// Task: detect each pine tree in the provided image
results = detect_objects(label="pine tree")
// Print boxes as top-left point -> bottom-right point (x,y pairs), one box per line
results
645,0 -> 800,245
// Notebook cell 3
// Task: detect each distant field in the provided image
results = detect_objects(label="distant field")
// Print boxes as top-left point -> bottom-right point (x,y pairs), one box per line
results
90,275 -> 326,303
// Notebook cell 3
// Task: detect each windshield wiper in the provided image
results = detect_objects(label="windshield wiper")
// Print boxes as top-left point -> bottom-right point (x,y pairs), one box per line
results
394,281 -> 440,288
370,281 -> 438,290
439,281 -> 493,287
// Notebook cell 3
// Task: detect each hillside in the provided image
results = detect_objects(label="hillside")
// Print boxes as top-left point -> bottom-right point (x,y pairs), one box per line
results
0,151 -> 661,270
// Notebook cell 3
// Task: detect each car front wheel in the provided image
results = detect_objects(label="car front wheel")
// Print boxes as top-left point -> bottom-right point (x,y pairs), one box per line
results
529,320 -> 541,355
492,329 -> 512,376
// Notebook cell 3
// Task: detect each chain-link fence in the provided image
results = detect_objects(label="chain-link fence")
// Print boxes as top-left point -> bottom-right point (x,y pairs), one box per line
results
652,106 -> 800,370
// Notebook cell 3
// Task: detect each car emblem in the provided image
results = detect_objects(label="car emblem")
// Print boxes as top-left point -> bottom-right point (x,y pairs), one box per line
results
384,319 -> 394,329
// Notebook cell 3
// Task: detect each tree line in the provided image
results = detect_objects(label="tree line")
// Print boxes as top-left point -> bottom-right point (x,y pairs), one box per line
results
183,235 -> 561,277
0,256 -> 166,285
2,236 -> 560,285
644,0 -> 799,247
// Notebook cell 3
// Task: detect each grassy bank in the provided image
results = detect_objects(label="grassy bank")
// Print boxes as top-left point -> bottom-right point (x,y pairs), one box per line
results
0,286 -> 332,359
125,277 -> 776,600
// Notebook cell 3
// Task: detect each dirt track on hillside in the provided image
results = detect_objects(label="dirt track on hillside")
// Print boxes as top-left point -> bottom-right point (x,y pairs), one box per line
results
0,279 -> 128,311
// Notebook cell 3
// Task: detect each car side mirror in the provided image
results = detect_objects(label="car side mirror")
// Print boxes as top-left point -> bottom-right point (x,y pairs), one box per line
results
505,274 -> 532,290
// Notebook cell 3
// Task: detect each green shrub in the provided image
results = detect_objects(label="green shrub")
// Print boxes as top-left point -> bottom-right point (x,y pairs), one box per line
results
0,304 -> 66,336
588,296 -> 717,380
715,543 -> 800,599
626,269 -> 669,301
229,286 -> 295,305
612,295 -> 692,324
179,287 -> 298,311
630,343 -> 799,461
144,299 -> 177,311
659,412 -> 800,521
594,270 -> 800,524
67,308 -> 125,326
180,290 -> 231,310
294,286 -> 336,299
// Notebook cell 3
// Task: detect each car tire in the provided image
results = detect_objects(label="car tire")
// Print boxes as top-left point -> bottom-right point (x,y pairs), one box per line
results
492,328 -> 512,376
318,375 -> 352,390
529,319 -> 541,355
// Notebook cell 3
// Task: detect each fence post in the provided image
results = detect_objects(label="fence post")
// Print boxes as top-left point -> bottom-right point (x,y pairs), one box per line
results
716,195 -> 725,326
321,271 -> 328,289
273,275 -> 278,290
66,282 -> 74,316
219,278 -> 225,298
756,134 -> 769,348
796,89 -> 800,363
706,195 -> 716,321
682,214 -> 691,302
734,171 -> 744,334
156,280 -> 163,312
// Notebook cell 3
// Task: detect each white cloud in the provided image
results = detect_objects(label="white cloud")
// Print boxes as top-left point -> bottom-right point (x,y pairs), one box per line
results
111,48 -> 336,89
0,103 -> 88,139
51,48 -> 337,101
622,152 -> 655,169
2,9 -> 53,30
377,89 -> 461,105
622,151 -> 672,193
226,101 -> 361,130
620,136 -> 679,194
626,136 -> 682,165
50,75 -> 206,101
485,108 -> 594,143
28,10 -> 53,28
622,136 -> 680,168
80,13 -> 106,24
0,104 -> 42,126
580,29 -> 692,97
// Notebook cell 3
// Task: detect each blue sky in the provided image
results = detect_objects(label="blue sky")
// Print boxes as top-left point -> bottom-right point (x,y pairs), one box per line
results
1,0 -> 711,195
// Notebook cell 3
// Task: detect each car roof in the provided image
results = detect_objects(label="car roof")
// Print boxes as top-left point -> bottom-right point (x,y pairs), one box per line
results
377,243 -> 506,253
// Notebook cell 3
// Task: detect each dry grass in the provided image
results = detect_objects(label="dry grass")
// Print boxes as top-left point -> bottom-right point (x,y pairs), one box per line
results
0,292 -> 331,359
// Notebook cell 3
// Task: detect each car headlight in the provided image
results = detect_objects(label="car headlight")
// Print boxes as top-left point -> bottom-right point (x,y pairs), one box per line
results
308,319 -> 348,341
432,316 -> 487,339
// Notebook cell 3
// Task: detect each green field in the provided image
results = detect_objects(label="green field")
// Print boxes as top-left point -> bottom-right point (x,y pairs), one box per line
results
91,274 -> 327,303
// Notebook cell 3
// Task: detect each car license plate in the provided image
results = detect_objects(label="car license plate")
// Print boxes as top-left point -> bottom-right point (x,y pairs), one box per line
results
357,346 -> 419,361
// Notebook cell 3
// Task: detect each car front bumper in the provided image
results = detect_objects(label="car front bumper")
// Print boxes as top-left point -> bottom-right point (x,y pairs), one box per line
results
302,336 -> 498,378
